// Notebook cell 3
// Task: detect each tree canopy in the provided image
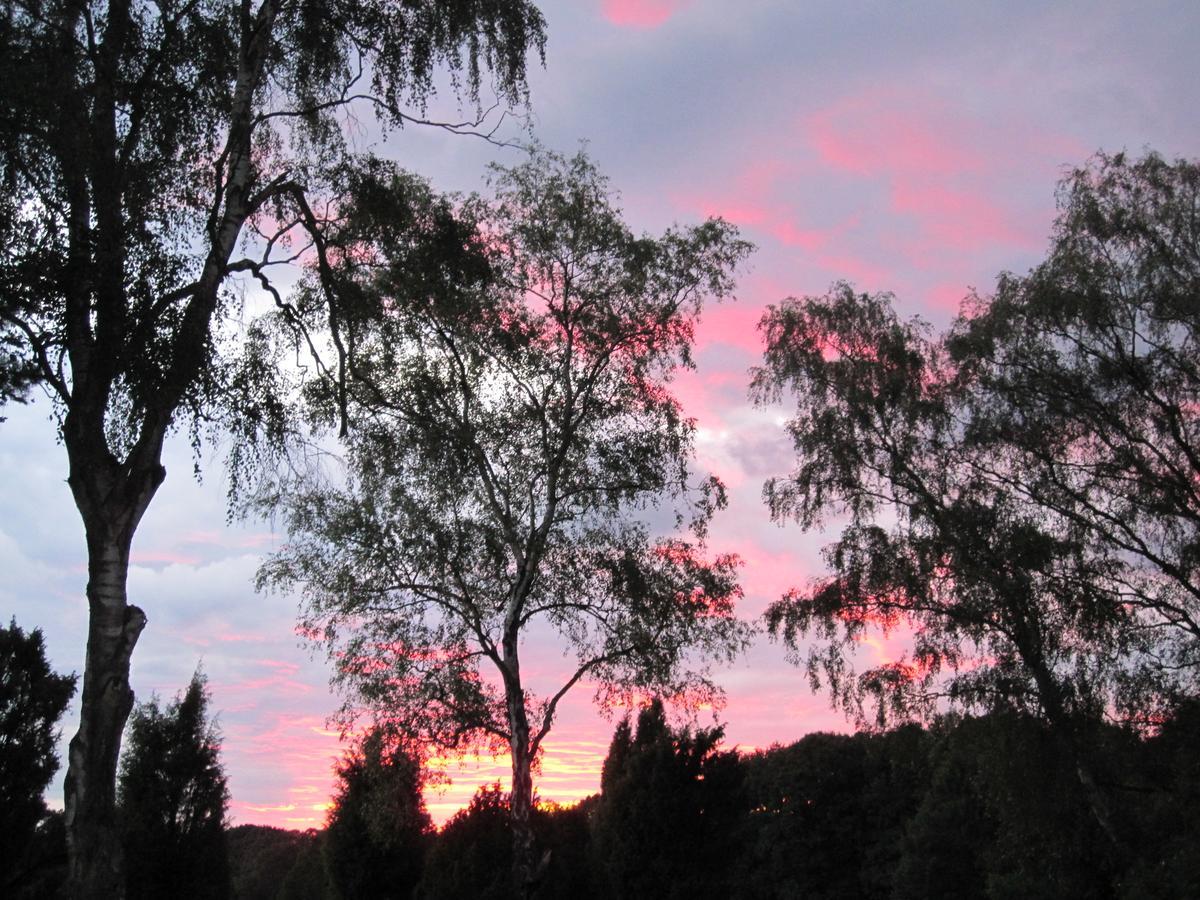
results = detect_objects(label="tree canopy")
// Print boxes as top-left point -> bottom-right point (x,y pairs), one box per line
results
753,151 -> 1200,851
258,148 -> 753,894
0,619 -> 76,895
323,729 -> 431,900
948,151 -> 1200,718
0,3 -> 546,894
118,672 -> 231,900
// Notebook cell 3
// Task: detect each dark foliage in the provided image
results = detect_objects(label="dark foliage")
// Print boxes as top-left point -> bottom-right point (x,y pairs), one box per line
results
737,727 -> 927,900
419,784 -> 514,900
894,715 -> 1119,899
416,785 -> 598,900
226,825 -> 328,900
0,619 -> 76,895
259,149 -> 752,895
7,811 -> 70,900
118,672 -> 231,900
591,700 -> 747,899
324,730 -> 431,899
1121,699 -> 1200,897
0,2 -> 546,892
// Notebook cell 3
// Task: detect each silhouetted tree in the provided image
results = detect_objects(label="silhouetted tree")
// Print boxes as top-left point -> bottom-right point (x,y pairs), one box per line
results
1122,700 -> 1200,897
533,799 -> 599,900
0,619 -> 76,895
892,722 -> 991,900
8,812 -> 70,900
258,150 -> 752,896
324,729 -> 431,900
226,825 -> 330,900
737,728 -> 927,900
418,784 -> 514,900
892,714 -> 1121,900
752,152 -> 1200,853
591,700 -> 746,899
0,3 -> 546,894
277,832 -> 334,900
947,151 -> 1200,723
118,672 -> 230,900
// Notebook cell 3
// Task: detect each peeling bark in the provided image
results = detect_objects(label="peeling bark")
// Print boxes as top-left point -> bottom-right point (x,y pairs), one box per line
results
62,425 -> 165,899
502,630 -> 551,899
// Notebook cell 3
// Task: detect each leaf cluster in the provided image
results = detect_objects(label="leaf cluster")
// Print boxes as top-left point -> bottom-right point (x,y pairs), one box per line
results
754,152 -> 1200,729
0,0 -> 545,463
259,149 -> 753,758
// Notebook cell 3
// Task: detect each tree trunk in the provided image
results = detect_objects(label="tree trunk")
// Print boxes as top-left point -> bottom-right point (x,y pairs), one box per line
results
509,728 -> 538,900
1021,638 -> 1127,861
64,534 -> 146,899
62,443 -> 164,900
502,636 -> 548,900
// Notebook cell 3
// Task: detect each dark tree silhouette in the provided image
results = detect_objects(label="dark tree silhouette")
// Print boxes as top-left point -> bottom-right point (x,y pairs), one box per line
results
416,787 -> 598,900
0,619 -> 76,895
892,715 -> 1117,900
591,700 -> 747,899
117,672 -> 230,900
0,4 -> 545,895
323,729 -> 431,900
1124,699 -> 1200,895
947,151 -> 1200,719
418,784 -> 514,900
752,152 -> 1200,853
738,728 -> 928,900
226,825 -> 329,900
258,150 -> 752,896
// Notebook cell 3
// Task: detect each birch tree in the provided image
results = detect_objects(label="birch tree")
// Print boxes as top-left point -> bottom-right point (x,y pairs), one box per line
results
258,150 -> 753,897
0,3 -> 545,895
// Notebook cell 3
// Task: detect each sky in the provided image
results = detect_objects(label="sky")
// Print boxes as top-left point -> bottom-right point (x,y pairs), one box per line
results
3,0 -> 1199,829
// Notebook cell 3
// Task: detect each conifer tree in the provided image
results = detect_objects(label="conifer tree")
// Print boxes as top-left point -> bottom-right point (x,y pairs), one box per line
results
118,672 -> 230,900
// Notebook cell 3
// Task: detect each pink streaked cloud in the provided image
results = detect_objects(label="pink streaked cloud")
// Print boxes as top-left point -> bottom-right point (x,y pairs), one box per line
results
225,713 -> 343,829
889,181 -> 1035,252
600,0 -> 690,29
800,87 -> 1077,258
806,93 -> 987,178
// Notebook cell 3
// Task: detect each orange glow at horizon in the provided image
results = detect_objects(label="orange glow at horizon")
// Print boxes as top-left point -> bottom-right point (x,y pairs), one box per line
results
228,734 -> 611,831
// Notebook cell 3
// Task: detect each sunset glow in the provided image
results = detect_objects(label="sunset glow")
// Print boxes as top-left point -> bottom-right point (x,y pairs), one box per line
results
3,0 -> 1196,834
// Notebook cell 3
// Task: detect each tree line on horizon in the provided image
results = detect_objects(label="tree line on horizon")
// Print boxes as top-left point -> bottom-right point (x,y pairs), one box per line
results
0,1 -> 1197,897
4,644 -> 1199,899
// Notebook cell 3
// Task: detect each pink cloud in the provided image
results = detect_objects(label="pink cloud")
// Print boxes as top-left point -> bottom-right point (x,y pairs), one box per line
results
927,281 -> 972,313
798,87 -> 1072,269
890,182 -> 1034,252
805,90 -> 986,178
216,630 -> 271,644
718,541 -> 816,618
601,0 -> 690,28
813,252 -> 893,288
679,159 -> 863,265
770,220 -> 832,251
694,301 -> 771,354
